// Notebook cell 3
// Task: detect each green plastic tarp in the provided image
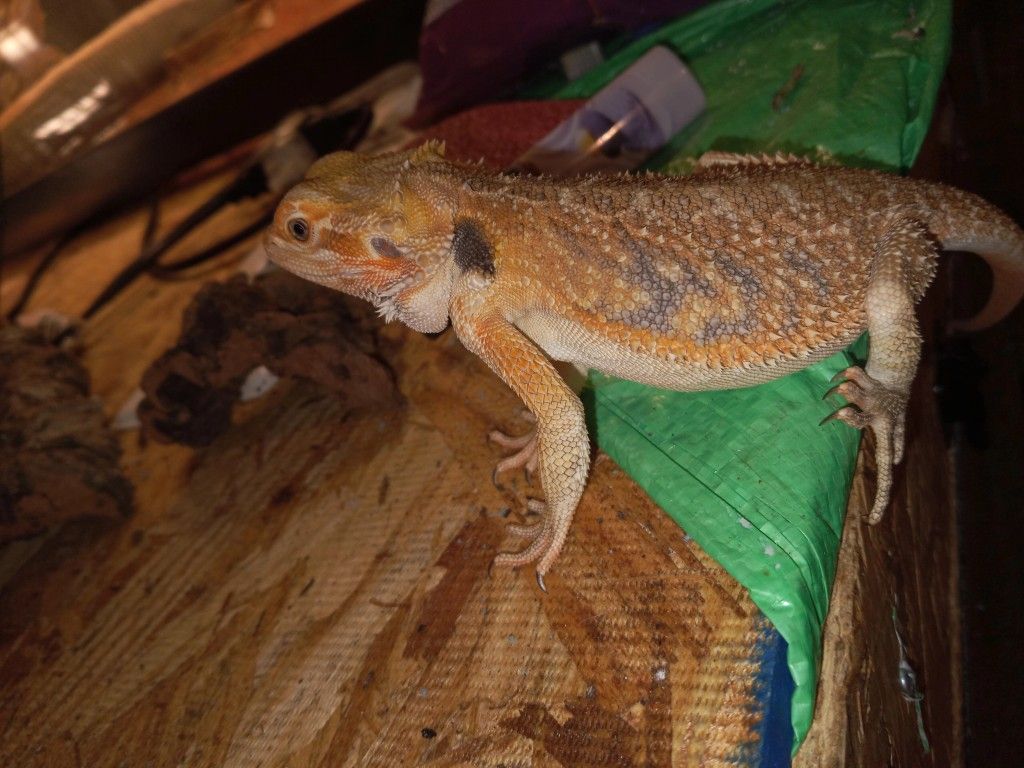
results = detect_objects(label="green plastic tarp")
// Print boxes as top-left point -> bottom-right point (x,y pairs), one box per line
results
543,0 -> 951,753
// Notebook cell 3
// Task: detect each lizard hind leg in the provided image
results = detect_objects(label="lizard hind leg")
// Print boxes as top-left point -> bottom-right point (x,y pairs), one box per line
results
823,219 -> 933,523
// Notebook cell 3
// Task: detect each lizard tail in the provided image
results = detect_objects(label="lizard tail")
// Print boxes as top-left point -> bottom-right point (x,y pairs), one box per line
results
923,183 -> 1024,332
948,236 -> 1024,332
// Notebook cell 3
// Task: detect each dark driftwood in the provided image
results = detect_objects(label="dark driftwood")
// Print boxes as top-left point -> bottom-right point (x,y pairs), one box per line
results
139,271 -> 401,446
0,325 -> 133,542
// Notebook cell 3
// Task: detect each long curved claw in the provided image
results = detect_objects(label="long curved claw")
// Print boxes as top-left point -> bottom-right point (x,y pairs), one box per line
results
819,403 -> 863,427
822,382 -> 846,400
831,366 -> 873,386
824,366 -> 874,401
492,494 -> 573,590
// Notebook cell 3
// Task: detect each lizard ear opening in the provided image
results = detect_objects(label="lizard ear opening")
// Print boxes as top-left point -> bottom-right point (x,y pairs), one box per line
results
370,236 -> 403,259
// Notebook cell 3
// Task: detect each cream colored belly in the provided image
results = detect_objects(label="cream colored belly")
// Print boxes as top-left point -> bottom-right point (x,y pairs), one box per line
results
513,308 -> 857,392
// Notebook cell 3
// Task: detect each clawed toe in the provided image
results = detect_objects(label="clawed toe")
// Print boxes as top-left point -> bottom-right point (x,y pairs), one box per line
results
821,365 -> 909,525
819,403 -> 870,429
489,413 -> 540,482
822,367 -> 903,425
506,522 -> 543,539
494,524 -> 553,569
493,437 -> 539,475
500,500 -> 547,542
488,429 -> 534,451
493,498 -> 567,592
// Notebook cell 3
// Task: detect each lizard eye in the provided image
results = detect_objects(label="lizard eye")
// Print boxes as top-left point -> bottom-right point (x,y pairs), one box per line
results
287,217 -> 310,242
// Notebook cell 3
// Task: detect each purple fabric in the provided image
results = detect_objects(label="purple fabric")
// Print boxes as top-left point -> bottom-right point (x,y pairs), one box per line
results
410,0 -> 710,126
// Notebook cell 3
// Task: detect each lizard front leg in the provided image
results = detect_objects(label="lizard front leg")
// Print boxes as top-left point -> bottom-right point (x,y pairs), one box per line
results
823,219 -> 936,523
451,301 -> 590,588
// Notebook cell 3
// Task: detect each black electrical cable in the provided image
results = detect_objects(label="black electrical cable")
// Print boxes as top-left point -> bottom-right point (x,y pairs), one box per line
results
140,193 -> 162,250
5,228 -> 81,322
48,206 -> 269,345
149,212 -> 272,278
4,193 -> 163,324
79,164 -> 270,319
24,103 -> 372,324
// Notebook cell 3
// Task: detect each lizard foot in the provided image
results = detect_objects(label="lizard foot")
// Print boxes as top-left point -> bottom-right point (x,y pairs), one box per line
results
493,499 -> 571,593
821,366 -> 908,524
505,499 -> 547,540
489,410 -> 539,483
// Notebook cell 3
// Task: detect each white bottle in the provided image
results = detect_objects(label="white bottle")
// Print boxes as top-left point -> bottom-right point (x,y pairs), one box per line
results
512,46 -> 706,177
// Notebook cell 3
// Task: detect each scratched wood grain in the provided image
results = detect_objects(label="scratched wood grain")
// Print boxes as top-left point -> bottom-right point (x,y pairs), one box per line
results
0,339 -> 769,767
0,162 -> 960,766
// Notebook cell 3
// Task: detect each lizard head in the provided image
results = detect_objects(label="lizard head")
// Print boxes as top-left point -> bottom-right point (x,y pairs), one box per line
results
265,142 -> 457,332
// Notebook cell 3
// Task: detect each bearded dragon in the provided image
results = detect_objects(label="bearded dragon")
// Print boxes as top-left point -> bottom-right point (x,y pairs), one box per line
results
264,142 -> 1024,589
